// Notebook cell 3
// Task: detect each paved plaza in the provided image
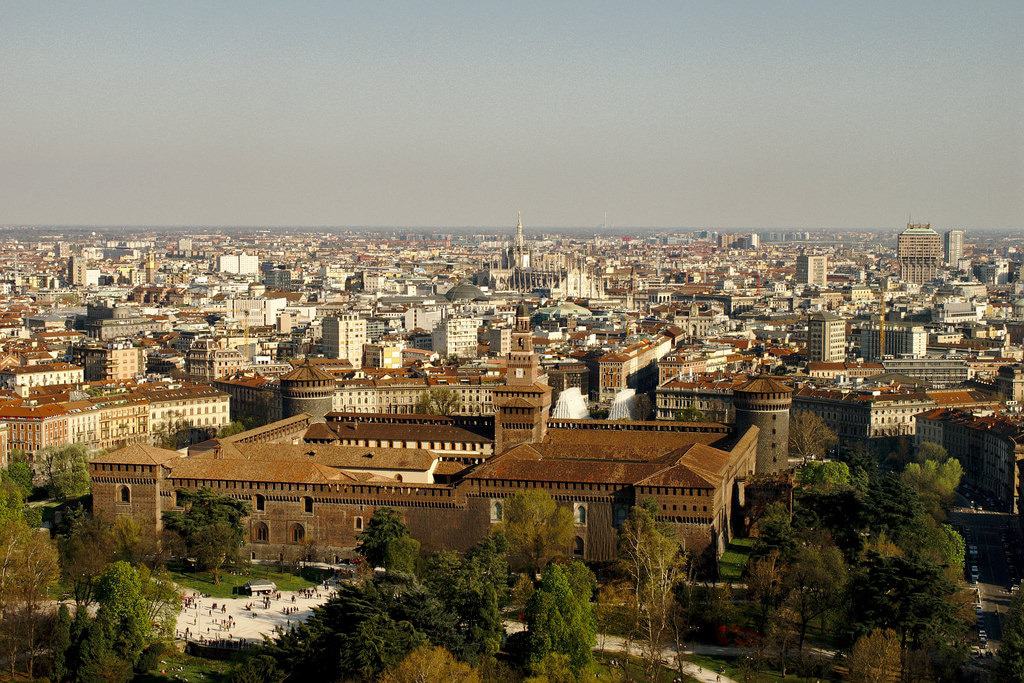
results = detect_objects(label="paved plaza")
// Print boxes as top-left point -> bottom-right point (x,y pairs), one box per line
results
175,583 -> 337,646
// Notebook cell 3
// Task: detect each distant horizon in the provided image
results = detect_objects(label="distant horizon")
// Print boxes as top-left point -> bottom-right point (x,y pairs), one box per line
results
0,222 -> 1019,234
2,3 -> 1020,228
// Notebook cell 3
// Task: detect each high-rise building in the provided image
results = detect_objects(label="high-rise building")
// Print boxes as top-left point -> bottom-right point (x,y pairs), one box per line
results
431,316 -> 480,359
943,229 -> 965,267
67,256 -> 88,287
217,252 -> 259,275
796,254 -> 828,287
897,223 -> 942,284
807,312 -> 846,362
859,324 -> 927,360
322,314 -> 367,368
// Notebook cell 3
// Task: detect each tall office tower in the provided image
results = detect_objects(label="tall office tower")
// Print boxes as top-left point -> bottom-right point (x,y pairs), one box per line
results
67,256 -> 87,287
943,229 -> 965,267
322,314 -> 367,368
807,312 -> 846,362
897,223 -> 942,284
796,253 -> 828,287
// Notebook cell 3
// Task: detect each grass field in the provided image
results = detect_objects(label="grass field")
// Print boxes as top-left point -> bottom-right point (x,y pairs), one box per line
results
134,650 -> 232,683
719,537 -> 755,582
685,652 -> 835,683
170,564 -> 319,599
594,652 -> 698,682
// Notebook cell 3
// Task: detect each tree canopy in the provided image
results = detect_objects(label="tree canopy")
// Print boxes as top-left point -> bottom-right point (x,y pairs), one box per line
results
356,507 -> 420,573
498,490 -> 575,575
162,487 -> 250,583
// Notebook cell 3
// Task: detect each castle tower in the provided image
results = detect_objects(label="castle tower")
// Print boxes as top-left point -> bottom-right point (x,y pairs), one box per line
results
733,376 -> 792,474
493,304 -> 551,453
279,361 -> 336,422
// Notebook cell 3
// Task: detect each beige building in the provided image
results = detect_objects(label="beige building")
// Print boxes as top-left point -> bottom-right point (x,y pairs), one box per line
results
72,341 -> 144,381
323,314 -> 368,368
916,409 -> 1024,513
796,254 -> 828,287
432,316 -> 480,359
897,223 -> 942,284
0,362 -> 84,390
807,312 -> 846,363
185,339 -> 249,380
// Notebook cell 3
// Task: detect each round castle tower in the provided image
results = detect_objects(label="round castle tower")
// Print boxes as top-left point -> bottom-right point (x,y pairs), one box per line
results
733,375 -> 792,474
280,361 -> 336,422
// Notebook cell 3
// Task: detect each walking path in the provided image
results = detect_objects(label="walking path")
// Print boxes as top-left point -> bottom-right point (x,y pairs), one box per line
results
505,621 -> 740,683
173,586 -> 740,683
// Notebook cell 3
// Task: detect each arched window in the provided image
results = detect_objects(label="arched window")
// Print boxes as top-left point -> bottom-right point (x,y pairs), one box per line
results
354,516 -> 363,531
303,496 -> 313,514
254,522 -> 269,543
394,474 -> 403,483
575,504 -> 587,525
119,485 -> 131,504
254,494 -> 265,512
574,537 -> 585,557
490,500 -> 503,522
290,523 -> 305,544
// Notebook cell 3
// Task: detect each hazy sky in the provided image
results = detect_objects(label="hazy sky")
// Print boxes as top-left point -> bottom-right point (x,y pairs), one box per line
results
1,1 -> 1021,229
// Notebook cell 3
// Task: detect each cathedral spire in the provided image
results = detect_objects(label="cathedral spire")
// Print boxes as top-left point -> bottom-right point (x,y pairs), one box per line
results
515,210 -> 524,249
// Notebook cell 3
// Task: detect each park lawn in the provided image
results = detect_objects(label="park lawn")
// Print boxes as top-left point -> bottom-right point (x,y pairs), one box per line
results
134,650 -> 232,682
684,653 -> 831,683
171,564 -> 318,599
719,537 -> 755,582
594,652 -> 698,682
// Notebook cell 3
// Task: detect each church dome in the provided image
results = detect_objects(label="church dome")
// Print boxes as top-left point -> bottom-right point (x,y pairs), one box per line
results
445,281 -> 486,302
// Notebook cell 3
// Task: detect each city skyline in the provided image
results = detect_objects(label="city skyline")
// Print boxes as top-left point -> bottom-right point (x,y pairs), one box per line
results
2,2 -> 1021,228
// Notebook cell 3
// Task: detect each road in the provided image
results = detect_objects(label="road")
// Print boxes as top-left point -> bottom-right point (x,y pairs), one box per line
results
950,505 -> 1020,655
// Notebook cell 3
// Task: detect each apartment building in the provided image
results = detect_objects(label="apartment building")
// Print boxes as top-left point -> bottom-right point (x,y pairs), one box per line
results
916,409 -> 1024,513
432,317 -> 480,359
71,341 -> 144,381
0,362 -> 85,390
323,314 -> 368,368
807,312 -> 846,363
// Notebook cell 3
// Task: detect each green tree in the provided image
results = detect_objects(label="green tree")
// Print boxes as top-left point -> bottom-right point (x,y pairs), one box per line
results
218,421 -> 248,438
39,443 -> 91,501
357,507 -> 421,572
998,592 -> 1024,681
848,628 -> 901,683
138,566 -> 182,639
380,645 -> 481,683
788,410 -> 838,461
498,490 -> 575,575
901,458 -> 962,522
421,534 -> 510,662
674,406 -> 706,422
524,561 -> 597,677
783,541 -> 847,651
915,441 -> 950,464
414,388 -> 463,416
58,509 -> 116,607
52,603 -> 72,683
0,510 -> 61,679
162,487 -> 250,583
228,654 -> 286,683
752,502 -> 796,560
848,552 -> 965,672
93,561 -> 151,663
618,502 -> 686,678
796,460 -> 851,490
3,450 -> 34,498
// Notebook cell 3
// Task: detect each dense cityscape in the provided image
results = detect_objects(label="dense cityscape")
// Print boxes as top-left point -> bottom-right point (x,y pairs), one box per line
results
2,2 -> 1022,683
0,220 -> 1020,682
